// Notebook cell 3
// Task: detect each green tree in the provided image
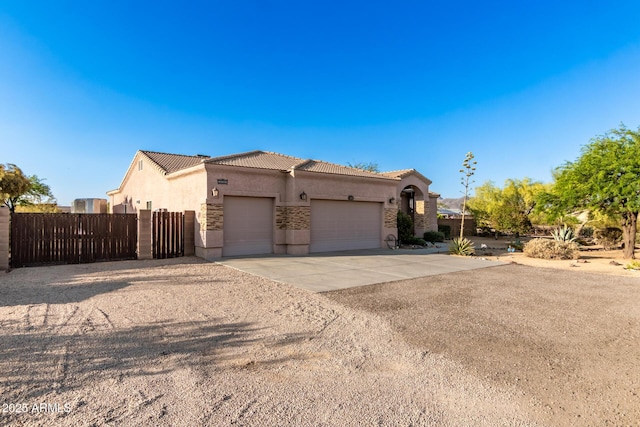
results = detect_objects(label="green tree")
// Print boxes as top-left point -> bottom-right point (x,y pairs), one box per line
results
0,164 -> 56,213
468,178 -> 547,236
549,124 -> 640,259
347,161 -> 380,173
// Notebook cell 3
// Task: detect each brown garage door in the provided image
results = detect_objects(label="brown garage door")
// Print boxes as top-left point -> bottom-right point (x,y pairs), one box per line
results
223,196 -> 274,256
310,200 -> 382,253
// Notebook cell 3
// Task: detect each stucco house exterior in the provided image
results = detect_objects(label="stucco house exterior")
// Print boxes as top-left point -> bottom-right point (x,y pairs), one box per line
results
107,150 -> 438,259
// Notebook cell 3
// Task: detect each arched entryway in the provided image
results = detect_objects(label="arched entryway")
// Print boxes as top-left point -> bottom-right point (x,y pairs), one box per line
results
400,185 -> 426,237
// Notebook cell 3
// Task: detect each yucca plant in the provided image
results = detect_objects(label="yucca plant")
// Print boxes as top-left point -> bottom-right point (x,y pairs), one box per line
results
551,225 -> 576,242
449,237 -> 475,256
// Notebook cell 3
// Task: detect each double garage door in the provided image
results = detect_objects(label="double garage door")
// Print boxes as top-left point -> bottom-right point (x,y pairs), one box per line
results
223,197 -> 382,256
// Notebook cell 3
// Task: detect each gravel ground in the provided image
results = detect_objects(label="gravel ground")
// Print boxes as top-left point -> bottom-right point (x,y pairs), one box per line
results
0,258 -> 538,427
326,264 -> 640,427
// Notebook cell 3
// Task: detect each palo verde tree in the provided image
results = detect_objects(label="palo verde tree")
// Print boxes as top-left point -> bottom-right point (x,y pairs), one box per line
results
550,124 -> 640,259
459,152 -> 477,238
469,178 -> 548,236
0,164 -> 56,213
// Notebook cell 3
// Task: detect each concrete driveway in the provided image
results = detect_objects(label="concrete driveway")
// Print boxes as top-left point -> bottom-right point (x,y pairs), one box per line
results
219,247 -> 506,292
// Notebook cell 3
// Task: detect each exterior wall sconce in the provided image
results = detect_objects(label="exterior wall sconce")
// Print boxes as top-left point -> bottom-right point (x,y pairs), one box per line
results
348,195 -> 354,201
389,197 -> 396,204
299,191 -> 307,201
211,187 -> 220,198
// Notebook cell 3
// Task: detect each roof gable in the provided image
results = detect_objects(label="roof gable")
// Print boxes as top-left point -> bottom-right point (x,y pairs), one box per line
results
381,168 -> 432,185
141,151 -> 207,174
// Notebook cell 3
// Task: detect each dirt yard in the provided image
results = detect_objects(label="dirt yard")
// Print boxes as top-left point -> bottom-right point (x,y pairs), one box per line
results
0,249 -> 638,426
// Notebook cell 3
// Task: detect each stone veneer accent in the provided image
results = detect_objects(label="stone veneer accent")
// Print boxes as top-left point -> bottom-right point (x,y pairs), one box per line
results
276,206 -> 310,230
414,200 -> 425,228
200,203 -> 223,231
384,207 -> 397,229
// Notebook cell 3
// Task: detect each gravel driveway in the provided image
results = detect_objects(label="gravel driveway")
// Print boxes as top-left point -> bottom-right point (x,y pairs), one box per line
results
2,257 -> 636,426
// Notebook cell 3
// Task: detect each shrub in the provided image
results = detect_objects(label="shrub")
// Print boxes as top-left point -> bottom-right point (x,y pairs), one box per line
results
594,227 -> 622,249
523,238 -> 580,260
625,260 -> 640,271
424,231 -> 445,243
397,211 -> 414,242
449,237 -> 475,256
438,224 -> 451,239
403,236 -> 427,246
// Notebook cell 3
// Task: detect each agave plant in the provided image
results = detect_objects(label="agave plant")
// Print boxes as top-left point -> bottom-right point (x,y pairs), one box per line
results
449,237 -> 475,256
551,225 -> 576,242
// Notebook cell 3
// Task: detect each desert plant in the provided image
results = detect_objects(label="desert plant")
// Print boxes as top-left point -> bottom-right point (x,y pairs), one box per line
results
449,237 -> 475,256
593,227 -> 623,250
551,225 -> 576,242
523,238 -> 580,260
424,231 -> 445,243
625,260 -> 640,271
397,211 -> 414,243
403,236 -> 427,246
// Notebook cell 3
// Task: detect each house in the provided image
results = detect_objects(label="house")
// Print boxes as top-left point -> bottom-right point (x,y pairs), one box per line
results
107,150 -> 439,259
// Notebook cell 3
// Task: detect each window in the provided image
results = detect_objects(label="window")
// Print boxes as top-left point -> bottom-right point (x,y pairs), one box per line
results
138,160 -> 143,171
146,201 -> 152,210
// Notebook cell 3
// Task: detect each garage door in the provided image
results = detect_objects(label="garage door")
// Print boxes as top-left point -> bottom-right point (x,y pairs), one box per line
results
310,200 -> 382,252
223,197 -> 273,256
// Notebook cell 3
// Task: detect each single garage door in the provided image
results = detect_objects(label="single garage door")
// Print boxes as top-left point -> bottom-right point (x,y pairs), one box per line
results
223,196 -> 274,256
310,200 -> 382,253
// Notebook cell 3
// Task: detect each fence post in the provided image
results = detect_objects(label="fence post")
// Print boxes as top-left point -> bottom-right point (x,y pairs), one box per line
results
137,210 -> 153,260
0,208 -> 8,271
183,210 -> 195,256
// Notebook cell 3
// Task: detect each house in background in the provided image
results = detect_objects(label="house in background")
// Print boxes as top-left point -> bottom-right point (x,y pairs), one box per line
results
107,150 -> 438,259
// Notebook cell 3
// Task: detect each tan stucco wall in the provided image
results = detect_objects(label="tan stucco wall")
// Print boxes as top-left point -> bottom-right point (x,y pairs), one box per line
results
109,153 -> 208,214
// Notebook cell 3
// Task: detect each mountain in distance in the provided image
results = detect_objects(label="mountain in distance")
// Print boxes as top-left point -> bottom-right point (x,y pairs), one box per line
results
438,197 -> 465,211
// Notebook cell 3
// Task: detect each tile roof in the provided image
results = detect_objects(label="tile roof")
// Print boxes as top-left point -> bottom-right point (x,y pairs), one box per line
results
137,149 -> 405,181
206,151 -> 395,179
296,160 -> 393,179
205,150 -> 303,170
381,168 -> 432,185
141,151 -> 207,174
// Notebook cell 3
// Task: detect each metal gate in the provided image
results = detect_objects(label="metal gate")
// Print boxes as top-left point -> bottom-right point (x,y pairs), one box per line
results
10,213 -> 138,268
153,211 -> 184,259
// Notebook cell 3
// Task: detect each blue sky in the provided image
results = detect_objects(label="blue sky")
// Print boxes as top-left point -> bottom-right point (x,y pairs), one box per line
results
2,1 -> 640,205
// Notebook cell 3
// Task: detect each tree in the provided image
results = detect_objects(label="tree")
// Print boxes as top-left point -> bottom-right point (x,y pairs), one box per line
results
0,164 -> 56,213
459,152 -> 476,238
347,161 -> 380,173
549,124 -> 640,259
468,178 -> 547,236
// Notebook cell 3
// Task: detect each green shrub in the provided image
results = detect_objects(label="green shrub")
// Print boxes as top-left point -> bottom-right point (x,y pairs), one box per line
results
424,231 -> 445,243
438,224 -> 451,239
397,211 -> 414,242
523,238 -> 580,260
403,236 -> 427,246
625,260 -> 640,271
594,227 -> 622,249
449,237 -> 475,256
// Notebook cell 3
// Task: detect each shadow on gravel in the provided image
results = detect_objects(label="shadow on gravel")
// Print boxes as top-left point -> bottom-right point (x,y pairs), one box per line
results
0,257 -> 216,307
0,319 -> 312,400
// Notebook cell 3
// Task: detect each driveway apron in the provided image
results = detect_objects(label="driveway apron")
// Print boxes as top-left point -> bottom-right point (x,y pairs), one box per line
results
218,248 -> 506,292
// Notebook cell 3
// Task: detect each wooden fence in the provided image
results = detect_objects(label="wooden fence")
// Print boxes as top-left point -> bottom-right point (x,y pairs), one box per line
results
10,213 -> 137,268
152,211 -> 184,259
